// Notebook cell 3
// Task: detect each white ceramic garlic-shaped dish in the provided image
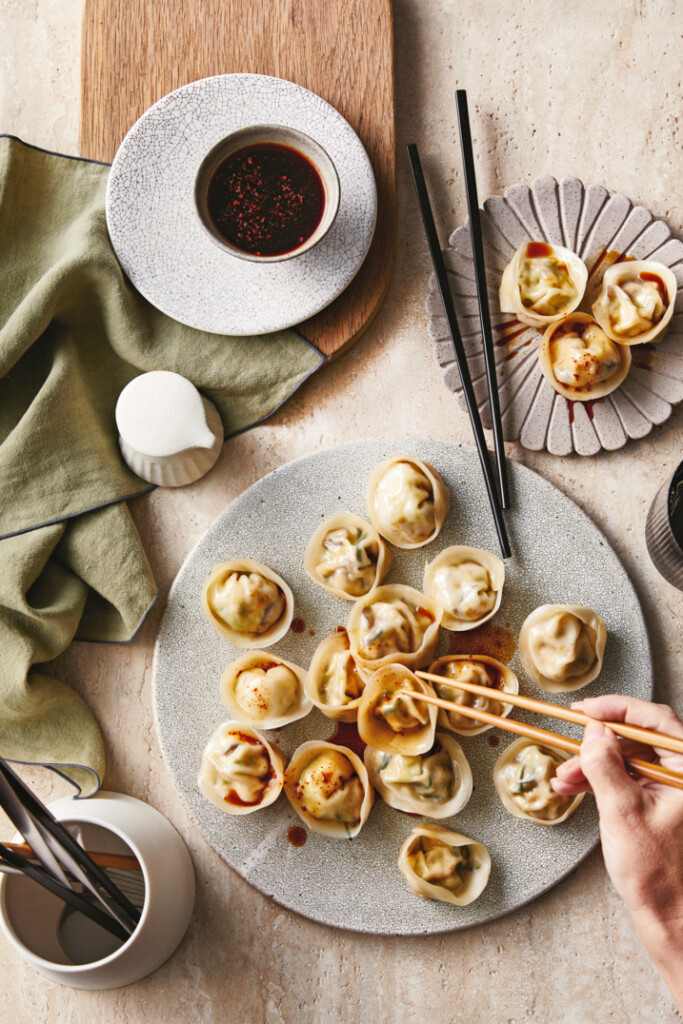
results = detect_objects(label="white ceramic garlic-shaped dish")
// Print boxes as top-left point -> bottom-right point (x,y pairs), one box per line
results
423,546 -> 505,631
304,628 -> 369,723
367,456 -> 450,549
398,824 -> 491,906
538,313 -> 631,402
116,370 -> 224,486
303,512 -> 392,600
357,664 -> 437,755
346,583 -> 442,674
364,731 -> 472,819
518,604 -> 606,693
284,741 -> 374,839
493,737 -> 585,826
592,260 -> 677,345
198,720 -> 285,815
220,651 -> 311,729
202,559 -> 294,648
499,241 -> 588,328
427,655 -> 519,737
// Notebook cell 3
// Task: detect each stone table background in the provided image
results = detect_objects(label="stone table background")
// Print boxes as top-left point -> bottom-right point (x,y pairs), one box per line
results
1,0 -> 681,1020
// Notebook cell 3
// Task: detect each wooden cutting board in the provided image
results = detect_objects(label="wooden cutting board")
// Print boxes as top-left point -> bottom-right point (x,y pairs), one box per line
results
80,0 -> 395,358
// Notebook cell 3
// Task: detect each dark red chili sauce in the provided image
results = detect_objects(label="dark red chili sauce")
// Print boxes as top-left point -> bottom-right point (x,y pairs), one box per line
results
207,142 -> 326,257
330,721 -> 367,758
640,271 -> 668,305
287,825 -> 307,847
525,241 -> 553,259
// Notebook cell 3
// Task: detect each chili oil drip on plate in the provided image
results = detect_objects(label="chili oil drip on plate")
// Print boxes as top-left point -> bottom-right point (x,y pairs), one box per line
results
207,142 -> 326,257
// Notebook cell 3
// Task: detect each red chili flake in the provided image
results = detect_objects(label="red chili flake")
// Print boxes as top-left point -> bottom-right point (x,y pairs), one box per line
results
206,142 -> 325,257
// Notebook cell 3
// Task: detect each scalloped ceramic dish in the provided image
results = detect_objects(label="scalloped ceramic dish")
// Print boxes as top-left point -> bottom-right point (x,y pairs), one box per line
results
427,176 -> 683,455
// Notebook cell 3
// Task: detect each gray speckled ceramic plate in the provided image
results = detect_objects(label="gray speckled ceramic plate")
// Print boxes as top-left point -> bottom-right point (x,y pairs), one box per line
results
106,74 -> 377,335
427,176 -> 683,455
153,438 -> 652,935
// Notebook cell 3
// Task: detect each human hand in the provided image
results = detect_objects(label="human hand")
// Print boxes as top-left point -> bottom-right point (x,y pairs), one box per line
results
552,694 -> 683,1009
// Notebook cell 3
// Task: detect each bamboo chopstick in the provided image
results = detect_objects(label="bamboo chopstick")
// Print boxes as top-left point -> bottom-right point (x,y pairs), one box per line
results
415,670 -> 683,757
455,89 -> 509,509
3,842 -> 141,872
398,689 -> 683,792
406,143 -> 512,559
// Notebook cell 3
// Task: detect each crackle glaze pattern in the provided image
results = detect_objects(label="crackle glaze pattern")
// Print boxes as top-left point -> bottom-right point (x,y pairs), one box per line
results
153,438 -> 652,935
428,176 -> 683,456
106,74 -> 377,335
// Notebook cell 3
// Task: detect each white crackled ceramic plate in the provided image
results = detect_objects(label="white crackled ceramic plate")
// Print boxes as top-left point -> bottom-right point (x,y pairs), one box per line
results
427,176 -> 683,455
153,438 -> 652,935
106,74 -> 377,335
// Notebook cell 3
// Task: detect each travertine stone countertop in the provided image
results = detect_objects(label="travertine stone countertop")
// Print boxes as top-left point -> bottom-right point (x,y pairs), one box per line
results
1,1 -> 681,1021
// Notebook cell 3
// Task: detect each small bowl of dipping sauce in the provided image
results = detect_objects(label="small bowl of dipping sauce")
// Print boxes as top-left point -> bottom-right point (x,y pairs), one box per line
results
195,125 -> 340,262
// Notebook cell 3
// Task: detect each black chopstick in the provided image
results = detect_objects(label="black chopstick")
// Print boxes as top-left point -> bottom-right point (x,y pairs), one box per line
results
0,757 -> 140,934
455,90 -> 509,509
407,143 -> 512,559
0,840 -> 130,942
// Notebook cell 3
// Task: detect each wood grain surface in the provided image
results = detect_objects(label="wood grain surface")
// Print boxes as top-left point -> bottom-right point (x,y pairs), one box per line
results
80,0 -> 396,358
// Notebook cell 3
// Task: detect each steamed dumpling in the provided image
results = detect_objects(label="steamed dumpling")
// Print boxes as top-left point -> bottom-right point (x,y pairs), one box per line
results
592,260 -> 676,345
202,559 -> 293,647
518,604 -> 606,693
234,665 -> 298,719
538,313 -> 631,401
221,652 -> 311,728
367,456 -> 449,549
212,572 -> 284,633
423,546 -> 504,631
358,601 -> 414,659
347,584 -> 442,672
305,629 -> 368,722
398,825 -> 491,905
428,655 -> 518,736
198,721 -> 285,815
298,751 -> 364,822
364,732 -> 472,818
304,513 -> 391,600
499,242 -> 588,328
375,687 -> 431,732
432,562 -> 494,617
494,738 -> 584,825
284,741 -> 374,838
357,663 -> 437,755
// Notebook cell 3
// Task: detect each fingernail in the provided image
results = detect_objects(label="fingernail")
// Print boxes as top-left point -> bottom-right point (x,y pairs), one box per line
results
584,721 -> 607,742
571,701 -> 584,710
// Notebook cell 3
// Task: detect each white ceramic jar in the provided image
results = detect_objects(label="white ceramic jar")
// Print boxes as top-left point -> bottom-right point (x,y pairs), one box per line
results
0,792 -> 195,990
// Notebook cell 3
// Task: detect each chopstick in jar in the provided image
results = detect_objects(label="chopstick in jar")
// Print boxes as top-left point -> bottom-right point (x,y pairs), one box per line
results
415,670 -> 683,757
2,842 -> 141,871
399,688 -> 683,792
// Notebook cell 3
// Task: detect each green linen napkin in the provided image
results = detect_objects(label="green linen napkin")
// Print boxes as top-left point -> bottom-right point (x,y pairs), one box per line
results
0,135 -> 323,795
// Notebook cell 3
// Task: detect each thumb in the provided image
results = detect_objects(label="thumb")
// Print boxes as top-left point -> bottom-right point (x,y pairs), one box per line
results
580,721 -> 643,821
